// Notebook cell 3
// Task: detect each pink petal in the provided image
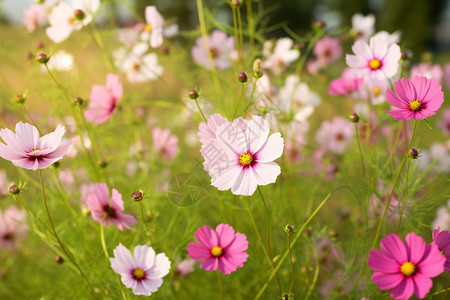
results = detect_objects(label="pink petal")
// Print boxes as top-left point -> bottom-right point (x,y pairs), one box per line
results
380,44 -> 401,78
371,272 -> 404,290
368,249 -> 400,273
405,233 -> 426,264
195,225 -> 218,248
231,167 -> 258,196
111,243 -> 135,272
199,257 -> 219,271
369,35 -> 388,60
134,245 -> 155,269
188,242 -> 212,261
256,133 -> 284,163
218,256 -> 239,274
216,121 -> 247,155
245,116 -> 270,153
386,88 -> 408,108
380,234 -> 407,265
15,122 -> 39,151
412,273 -> 433,299
226,232 -> 249,254
251,162 -> 281,186
386,108 -> 414,121
394,78 -> 416,103
417,243 -> 445,278
352,40 -> 373,60
210,164 -> 242,191
141,278 -> 162,293
346,54 -> 367,68
390,277 -> 414,300
215,223 -> 235,249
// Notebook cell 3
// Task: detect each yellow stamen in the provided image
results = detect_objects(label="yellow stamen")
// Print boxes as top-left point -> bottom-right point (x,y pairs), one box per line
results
145,24 -> 152,32
409,99 -> 421,111
400,261 -> 416,277
239,153 -> 253,166
132,268 -> 146,280
369,59 -> 381,70
211,246 -> 223,257
373,87 -> 381,96
30,148 -> 39,152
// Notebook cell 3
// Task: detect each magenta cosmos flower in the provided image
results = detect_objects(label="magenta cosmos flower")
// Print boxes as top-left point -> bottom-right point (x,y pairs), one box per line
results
368,233 -> 445,299
85,73 -> 123,124
201,115 -> 284,196
329,68 -> 364,96
346,34 -> 401,81
0,122 -> 73,170
110,243 -> 170,296
85,183 -> 137,230
386,76 -> 444,121
187,223 -> 248,274
432,227 -> 450,272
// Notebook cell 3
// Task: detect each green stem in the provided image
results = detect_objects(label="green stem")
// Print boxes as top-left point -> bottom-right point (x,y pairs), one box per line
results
305,241 -> 319,300
194,98 -> 208,123
218,272 -> 223,300
100,217 -> 109,258
246,0 -> 255,49
396,157 -> 411,234
232,83 -> 245,119
236,6 -> 245,68
231,5 -> 240,65
287,231 -> 294,293
243,77 -> 259,118
355,123 -> 366,175
139,201 -> 152,245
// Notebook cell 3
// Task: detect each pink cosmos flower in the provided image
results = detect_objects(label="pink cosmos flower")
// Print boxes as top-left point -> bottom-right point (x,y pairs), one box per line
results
346,34 -> 401,81
0,122 -> 73,170
313,36 -> 342,67
197,113 -> 228,146
437,108 -> 450,135
385,76 -> 444,121
0,206 -> 28,250
262,38 -> 299,76
368,233 -> 445,299
432,227 -> 450,272
152,127 -> 178,160
431,200 -> 450,231
201,116 -> 284,196
85,183 -> 137,230
110,243 -> 170,296
329,68 -> 364,96
187,223 -> 248,274
191,30 -> 235,70
22,4 -> 46,32
411,63 -> 444,83
176,258 -> 195,277
85,74 -> 123,124
316,117 -> 354,154
351,13 -> 375,41
141,6 -> 164,48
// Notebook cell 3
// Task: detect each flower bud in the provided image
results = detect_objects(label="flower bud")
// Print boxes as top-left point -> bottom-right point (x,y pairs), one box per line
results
33,0 -> 44,3
15,93 -> 26,104
73,97 -> 84,106
284,224 -> 294,233
401,51 -> 408,60
160,46 -> 169,55
314,20 -> 326,30
188,89 -> 199,100
253,58 -> 263,78
131,190 -> 144,202
25,52 -> 33,60
348,113 -> 360,123
36,52 -> 50,64
293,43 -> 303,50
237,72 -> 248,83
73,9 -> 85,21
55,255 -> 64,264
35,41 -> 44,49
8,184 -> 20,195
409,148 -> 419,159
231,0 -> 242,7
98,160 -> 108,168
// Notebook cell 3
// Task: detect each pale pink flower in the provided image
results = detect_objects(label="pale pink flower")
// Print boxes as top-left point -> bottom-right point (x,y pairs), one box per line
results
110,243 -> 170,296
316,117 -> 354,154
346,34 -> 401,81
372,31 -> 401,45
329,68 -> 364,96
431,200 -> 450,231
22,4 -> 46,32
437,108 -> 450,135
58,168 -> 75,190
313,36 -> 342,67
176,258 -> 195,277
141,6 -> 164,48
85,74 -> 123,124
351,13 -> 375,41
0,206 -> 28,250
410,63 -> 444,84
418,141 -> 450,173
201,116 -> 284,196
197,113 -> 228,145
305,59 -> 320,75
152,128 -> 178,160
85,183 -> 137,230
262,38 -> 299,76
364,77 -> 389,105
191,30 -> 235,70
0,122 -> 73,170
284,131 -> 306,164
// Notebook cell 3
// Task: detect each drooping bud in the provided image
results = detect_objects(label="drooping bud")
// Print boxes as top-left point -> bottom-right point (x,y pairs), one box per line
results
36,52 -> 50,64
409,148 -> 419,159
252,58 -> 263,78
73,9 -> 85,21
348,113 -> 360,123
8,184 -> 20,195
131,190 -> 144,202
188,89 -> 199,100
237,72 -> 248,83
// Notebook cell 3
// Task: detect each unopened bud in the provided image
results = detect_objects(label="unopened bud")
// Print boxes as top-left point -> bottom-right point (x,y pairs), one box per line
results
231,0 -> 242,7
314,20 -> 326,30
409,148 -> 419,159
237,72 -> 248,83
188,89 -> 199,100
349,113 -> 360,123
293,43 -> 303,50
35,41 -> 44,49
131,190 -> 144,202
73,97 -> 84,106
25,52 -> 33,60
98,160 -> 108,168
253,58 -> 263,78
53,161 -> 60,168
401,51 -> 409,60
36,52 -> 50,64
8,184 -> 20,195
284,224 -> 294,233
55,255 -> 64,264
15,94 -> 26,104
33,0 -> 44,3
73,9 -> 85,21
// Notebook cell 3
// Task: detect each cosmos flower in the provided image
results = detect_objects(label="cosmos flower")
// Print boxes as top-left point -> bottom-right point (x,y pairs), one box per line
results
313,36 -> 342,67
84,74 -> 123,124
176,258 -> 195,277
328,68 -> 364,96
431,200 -> 450,231
316,117 -> 354,154
152,127 -> 179,160
110,243 -> 170,296
262,38 -> 299,76
197,113 -> 228,145
437,108 -> 450,135
368,233 -> 445,299
0,206 -> 28,250
385,76 -> 444,120
187,223 -> 248,274
432,227 -> 450,272
85,183 -> 137,230
351,13 -> 375,41
191,30 -> 235,70
410,63 -> 444,84
201,116 -> 284,196
0,122 -> 73,170
22,4 -> 46,32
346,34 -> 401,81
141,6 -> 164,48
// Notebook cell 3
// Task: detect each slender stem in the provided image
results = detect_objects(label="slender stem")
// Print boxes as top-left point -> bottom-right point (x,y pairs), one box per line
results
397,157 -> 411,234
231,6 -> 240,65
246,0 -> 255,49
355,123 -> 366,175
294,29 -> 323,78
194,99 -> 208,123
236,6 -> 245,68
100,217 -> 109,258
257,187 -> 282,291
371,120 -> 417,249
139,202 -> 152,245
45,64 -> 72,102
382,122 -> 403,171
86,25 -> 115,72
232,83 -> 245,119
305,241 -> 319,300
425,287 -> 450,298
243,78 -> 259,118
287,231 -> 294,293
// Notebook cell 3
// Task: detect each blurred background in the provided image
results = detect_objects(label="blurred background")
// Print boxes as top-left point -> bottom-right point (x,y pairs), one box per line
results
1,0 -> 450,57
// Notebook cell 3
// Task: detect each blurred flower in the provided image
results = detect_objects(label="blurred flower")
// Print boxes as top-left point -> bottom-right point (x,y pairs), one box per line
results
22,4 -> 46,32
262,38 -> 299,76
346,34 -> 401,81
110,243 -> 170,296
41,50 -> 74,72
431,200 -> 450,231
372,30 -> 401,45
141,6 -> 164,48
85,74 -> 123,124
284,130 -> 306,164
368,233 -> 445,299
351,13 -> 375,41
197,113 -> 228,145
201,116 -> 284,196
432,227 -> 450,272
0,122 -> 73,170
152,127 -> 178,160
386,76 -> 444,120
444,63 -> 450,90
176,258 -> 195,277
0,206 -> 28,250
58,168 -> 75,190
191,30 -> 235,70
85,183 -> 137,230
316,117 -> 354,154
411,63 -> 444,83
46,0 -> 100,43
328,68 -> 364,96
364,77 -> 388,105
313,36 -> 342,67
418,141 -> 450,173
187,223 -> 248,274
437,108 -> 450,135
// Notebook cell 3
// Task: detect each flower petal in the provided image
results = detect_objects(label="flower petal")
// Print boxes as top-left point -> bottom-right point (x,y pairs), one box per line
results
256,133 -> 284,163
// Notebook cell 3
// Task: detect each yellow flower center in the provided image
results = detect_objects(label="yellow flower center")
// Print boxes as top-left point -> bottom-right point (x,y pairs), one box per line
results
369,59 -> 381,70
409,99 -> 421,111
145,24 -> 152,32
239,152 -> 253,166
211,246 -> 223,257
30,148 -> 39,152
132,268 -> 146,280
400,261 -> 416,277
373,87 -> 381,96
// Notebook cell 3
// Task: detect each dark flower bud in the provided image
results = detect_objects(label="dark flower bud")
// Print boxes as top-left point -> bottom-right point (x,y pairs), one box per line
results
131,190 -> 144,202
98,160 -> 108,168
25,52 -> 33,60
36,52 -> 50,64
188,89 -> 199,100
9,184 -> 20,195
73,9 -> 85,21
73,97 -> 84,106
237,72 -> 248,83
15,94 -> 26,104
409,148 -> 419,159
349,113 -> 360,123
314,20 -> 326,30
284,224 -> 294,233
401,51 -> 408,60
55,255 -> 64,264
